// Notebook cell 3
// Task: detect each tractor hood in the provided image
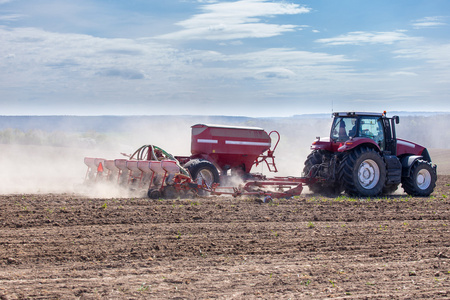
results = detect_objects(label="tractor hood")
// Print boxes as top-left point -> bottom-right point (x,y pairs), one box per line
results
397,138 -> 426,157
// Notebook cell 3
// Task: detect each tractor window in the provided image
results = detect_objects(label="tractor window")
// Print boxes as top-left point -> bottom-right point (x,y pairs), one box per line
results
359,117 -> 385,150
331,117 -> 357,142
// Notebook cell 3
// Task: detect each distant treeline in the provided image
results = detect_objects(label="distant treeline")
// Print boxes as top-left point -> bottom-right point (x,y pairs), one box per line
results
0,115 -> 253,133
0,128 -> 108,148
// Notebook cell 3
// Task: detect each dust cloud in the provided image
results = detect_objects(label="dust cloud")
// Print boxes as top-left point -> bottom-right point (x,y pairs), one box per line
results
0,144 -> 87,194
0,117 -> 204,197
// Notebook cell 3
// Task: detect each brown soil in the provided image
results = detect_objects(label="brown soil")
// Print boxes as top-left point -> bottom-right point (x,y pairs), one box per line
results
1,177 -> 450,299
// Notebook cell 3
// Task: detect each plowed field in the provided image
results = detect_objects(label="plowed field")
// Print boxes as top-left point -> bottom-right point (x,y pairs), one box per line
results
1,177 -> 449,299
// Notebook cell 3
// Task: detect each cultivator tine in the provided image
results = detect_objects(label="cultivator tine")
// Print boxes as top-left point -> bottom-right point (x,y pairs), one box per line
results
126,160 -> 143,186
84,157 -> 96,182
149,161 -> 166,192
114,159 -> 129,185
84,157 -> 108,182
103,160 -> 119,181
161,160 -> 180,185
94,158 -> 105,181
137,160 -> 153,188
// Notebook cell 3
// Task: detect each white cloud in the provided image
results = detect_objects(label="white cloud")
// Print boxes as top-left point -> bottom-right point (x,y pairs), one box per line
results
394,43 -> 450,67
254,67 -> 296,79
96,68 -> 146,80
229,48 -> 352,67
316,30 -> 418,46
177,47 -> 354,82
158,0 -> 310,40
412,16 -> 447,28
0,25 -> 361,116
389,71 -> 418,77
0,26 -> 352,82
0,27 -> 180,89
0,14 -> 23,21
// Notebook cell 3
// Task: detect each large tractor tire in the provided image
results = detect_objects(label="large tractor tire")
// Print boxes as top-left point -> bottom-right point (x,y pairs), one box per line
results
338,147 -> 386,197
401,160 -> 436,196
184,159 -> 220,189
303,150 -> 341,196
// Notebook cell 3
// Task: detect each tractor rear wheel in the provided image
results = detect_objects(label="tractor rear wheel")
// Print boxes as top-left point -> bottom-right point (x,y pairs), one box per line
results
338,147 -> 386,197
303,150 -> 325,193
303,150 -> 341,196
402,160 -> 436,196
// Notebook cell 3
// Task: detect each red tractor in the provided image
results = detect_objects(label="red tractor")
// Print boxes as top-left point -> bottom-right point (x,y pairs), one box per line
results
303,112 -> 437,197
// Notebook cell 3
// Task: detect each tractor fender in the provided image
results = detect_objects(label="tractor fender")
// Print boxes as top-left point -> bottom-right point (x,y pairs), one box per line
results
311,137 -> 333,151
400,155 -> 423,177
337,137 -> 380,153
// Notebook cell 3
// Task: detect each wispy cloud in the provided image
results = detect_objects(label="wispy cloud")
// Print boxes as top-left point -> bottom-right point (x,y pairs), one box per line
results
158,0 -> 310,40
96,68 -> 145,80
198,48 -> 356,83
316,30 -> 417,46
0,13 -> 23,21
412,16 -> 447,29
389,71 -> 418,77
394,43 -> 450,67
229,48 -> 352,67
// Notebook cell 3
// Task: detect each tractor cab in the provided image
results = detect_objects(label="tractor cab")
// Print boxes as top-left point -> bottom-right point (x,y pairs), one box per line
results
330,112 -> 398,154
313,112 -> 399,155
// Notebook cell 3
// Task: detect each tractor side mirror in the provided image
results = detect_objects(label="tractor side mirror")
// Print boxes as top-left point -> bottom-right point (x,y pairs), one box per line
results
394,116 -> 400,124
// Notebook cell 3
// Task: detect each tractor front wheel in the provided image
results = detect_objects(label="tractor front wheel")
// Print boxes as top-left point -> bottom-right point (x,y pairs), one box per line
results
339,147 -> 386,197
402,160 -> 436,196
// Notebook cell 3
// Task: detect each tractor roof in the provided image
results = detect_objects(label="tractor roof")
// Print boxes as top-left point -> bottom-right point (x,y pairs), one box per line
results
333,112 -> 384,117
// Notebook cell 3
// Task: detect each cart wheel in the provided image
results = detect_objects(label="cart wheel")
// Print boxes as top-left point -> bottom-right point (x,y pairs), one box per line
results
147,189 -> 161,199
183,159 -> 219,196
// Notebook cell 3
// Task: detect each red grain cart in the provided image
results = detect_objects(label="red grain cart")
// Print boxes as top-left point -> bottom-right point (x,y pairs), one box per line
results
175,124 -> 279,184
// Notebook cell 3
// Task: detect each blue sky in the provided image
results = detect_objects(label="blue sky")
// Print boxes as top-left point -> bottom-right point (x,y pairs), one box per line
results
1,0 -> 449,117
